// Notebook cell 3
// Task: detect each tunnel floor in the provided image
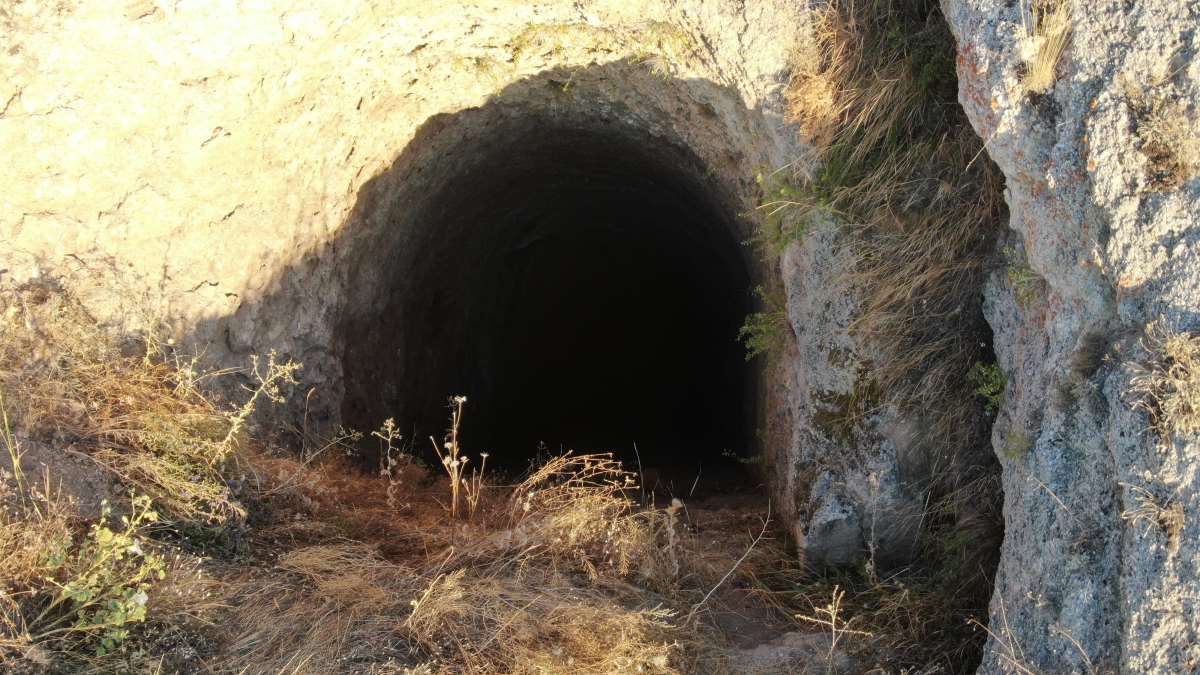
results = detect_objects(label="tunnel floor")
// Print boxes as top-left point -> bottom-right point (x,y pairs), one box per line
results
342,123 -> 759,490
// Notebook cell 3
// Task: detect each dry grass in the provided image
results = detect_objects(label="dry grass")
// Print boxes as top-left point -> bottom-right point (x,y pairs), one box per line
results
0,277 -> 298,528
772,471 -> 1002,671
211,451 -> 778,674
767,1 -> 1006,669
1134,94 -> 1199,191
782,0 -> 1003,455
1131,322 -> 1200,440
1121,483 -> 1186,556
1019,0 -> 1072,95
1,273 -> 990,672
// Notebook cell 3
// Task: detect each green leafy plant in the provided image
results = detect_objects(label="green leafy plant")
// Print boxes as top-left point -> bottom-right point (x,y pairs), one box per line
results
738,286 -> 788,361
968,362 -> 1006,413
751,170 -> 811,252
33,495 -> 166,656
1004,246 -> 1043,308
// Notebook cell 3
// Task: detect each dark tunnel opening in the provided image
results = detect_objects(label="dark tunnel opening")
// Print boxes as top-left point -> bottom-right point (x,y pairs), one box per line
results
341,120 -> 759,490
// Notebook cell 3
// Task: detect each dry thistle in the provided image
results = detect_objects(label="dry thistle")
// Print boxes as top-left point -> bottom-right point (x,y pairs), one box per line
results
374,418 -> 407,510
796,585 -> 872,667
430,395 -> 488,519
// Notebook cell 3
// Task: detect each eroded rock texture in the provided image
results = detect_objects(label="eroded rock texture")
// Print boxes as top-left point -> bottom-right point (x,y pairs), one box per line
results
1,0 -> 802,430
2,0 -> 1198,670
946,0 -> 1200,670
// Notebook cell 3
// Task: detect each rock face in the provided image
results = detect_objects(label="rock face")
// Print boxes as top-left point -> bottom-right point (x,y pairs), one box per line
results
2,0 -> 1199,671
0,0 -> 915,574
1,0 -> 802,426
945,0 -> 1200,671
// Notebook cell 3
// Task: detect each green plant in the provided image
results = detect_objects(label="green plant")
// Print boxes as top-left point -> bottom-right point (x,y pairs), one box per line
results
33,496 -> 166,656
1004,246 -> 1043,308
751,170 -> 811,252
738,286 -> 788,361
969,362 -> 1006,413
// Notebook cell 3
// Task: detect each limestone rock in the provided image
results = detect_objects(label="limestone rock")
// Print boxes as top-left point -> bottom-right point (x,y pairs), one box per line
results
945,0 -> 1200,670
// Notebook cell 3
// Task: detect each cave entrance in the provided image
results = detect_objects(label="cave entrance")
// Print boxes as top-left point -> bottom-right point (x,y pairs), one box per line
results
342,115 -> 759,492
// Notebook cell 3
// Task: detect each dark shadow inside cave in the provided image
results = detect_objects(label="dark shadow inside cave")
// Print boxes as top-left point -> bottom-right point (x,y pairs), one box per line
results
340,112 -> 758,489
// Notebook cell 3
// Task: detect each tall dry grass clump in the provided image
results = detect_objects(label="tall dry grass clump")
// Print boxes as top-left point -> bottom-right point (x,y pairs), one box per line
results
0,276 -> 298,528
785,0 -> 1003,452
765,0 -> 1007,670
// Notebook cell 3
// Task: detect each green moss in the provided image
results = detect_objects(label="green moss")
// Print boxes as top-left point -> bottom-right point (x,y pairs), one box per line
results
1001,429 -> 1031,460
827,346 -> 855,369
1003,245 -> 1044,308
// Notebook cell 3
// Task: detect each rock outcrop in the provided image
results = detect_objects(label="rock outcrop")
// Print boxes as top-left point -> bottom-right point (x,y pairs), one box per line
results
946,0 -> 1200,670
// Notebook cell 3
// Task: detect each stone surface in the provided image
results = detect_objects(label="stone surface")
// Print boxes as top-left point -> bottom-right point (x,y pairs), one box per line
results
773,215 -> 925,571
727,630 -> 854,674
0,0 -> 919,575
0,436 -> 117,520
0,0 -> 802,423
2,0 -> 1199,670
945,0 -> 1200,671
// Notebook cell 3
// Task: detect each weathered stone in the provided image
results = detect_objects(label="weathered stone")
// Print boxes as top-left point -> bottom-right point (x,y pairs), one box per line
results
2,1 -> 1198,670
945,0 -> 1200,670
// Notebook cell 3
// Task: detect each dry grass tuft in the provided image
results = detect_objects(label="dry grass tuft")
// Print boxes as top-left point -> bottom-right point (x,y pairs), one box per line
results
781,0 -> 1004,457
1121,483 -> 1186,555
1019,0 -> 1072,95
1134,94 -> 1199,191
1131,323 -> 1200,440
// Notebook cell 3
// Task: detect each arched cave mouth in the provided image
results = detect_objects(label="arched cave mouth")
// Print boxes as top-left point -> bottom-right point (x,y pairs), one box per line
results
342,118 -> 758,489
